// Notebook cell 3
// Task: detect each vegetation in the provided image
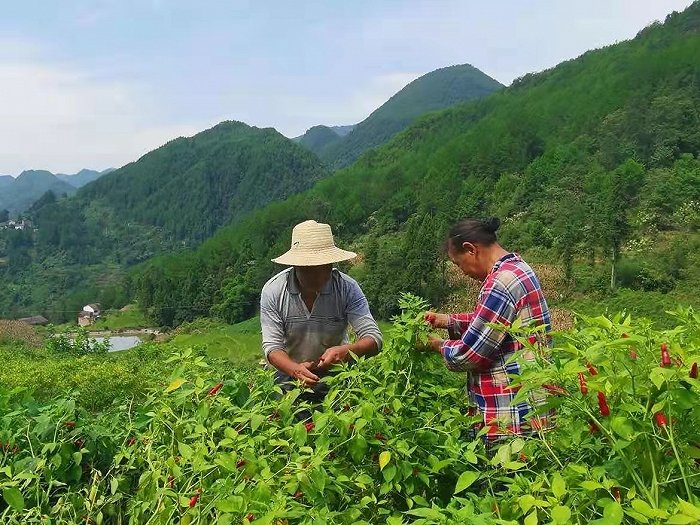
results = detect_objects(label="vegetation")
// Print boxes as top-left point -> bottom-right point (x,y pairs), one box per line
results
0,122 -> 329,321
0,170 -> 76,215
1,295 -> 700,523
128,4 -> 700,328
300,64 -> 503,169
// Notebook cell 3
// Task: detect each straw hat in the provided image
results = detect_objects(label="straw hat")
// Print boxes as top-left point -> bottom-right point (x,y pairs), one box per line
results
271,220 -> 357,266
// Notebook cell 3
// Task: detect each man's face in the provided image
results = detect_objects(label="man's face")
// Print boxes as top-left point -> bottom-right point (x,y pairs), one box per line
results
295,264 -> 333,291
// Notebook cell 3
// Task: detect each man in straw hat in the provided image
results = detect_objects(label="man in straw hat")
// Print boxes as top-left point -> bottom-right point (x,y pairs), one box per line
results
260,220 -> 383,415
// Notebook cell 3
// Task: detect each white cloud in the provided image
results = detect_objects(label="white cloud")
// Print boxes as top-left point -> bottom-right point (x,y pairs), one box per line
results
0,42 -> 206,174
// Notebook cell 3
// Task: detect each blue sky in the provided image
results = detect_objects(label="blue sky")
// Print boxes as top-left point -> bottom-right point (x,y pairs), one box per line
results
0,0 -> 694,174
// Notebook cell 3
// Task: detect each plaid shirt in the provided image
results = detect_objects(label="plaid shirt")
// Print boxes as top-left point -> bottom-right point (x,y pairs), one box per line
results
441,253 -> 552,440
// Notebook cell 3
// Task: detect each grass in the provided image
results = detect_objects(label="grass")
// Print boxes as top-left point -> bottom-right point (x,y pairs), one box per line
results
87,305 -> 150,331
168,318 -> 262,368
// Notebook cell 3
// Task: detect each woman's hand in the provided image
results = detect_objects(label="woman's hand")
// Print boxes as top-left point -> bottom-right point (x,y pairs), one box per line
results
424,311 -> 449,329
428,335 -> 445,353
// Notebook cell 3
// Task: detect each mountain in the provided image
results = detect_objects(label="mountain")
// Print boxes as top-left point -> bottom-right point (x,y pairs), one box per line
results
296,125 -> 344,154
329,125 -> 355,137
75,121 -> 328,244
0,120 -> 330,321
0,170 -> 77,215
296,64 -> 503,168
56,168 -> 114,188
128,2 -> 700,326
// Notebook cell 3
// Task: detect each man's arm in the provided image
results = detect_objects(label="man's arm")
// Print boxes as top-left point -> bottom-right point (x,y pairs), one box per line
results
318,278 -> 382,369
260,284 -> 319,386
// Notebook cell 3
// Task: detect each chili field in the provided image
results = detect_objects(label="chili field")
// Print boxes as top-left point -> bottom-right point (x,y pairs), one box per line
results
1,295 -> 700,523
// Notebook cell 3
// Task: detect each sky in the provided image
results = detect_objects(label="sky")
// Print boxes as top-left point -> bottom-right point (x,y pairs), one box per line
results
0,0 -> 695,175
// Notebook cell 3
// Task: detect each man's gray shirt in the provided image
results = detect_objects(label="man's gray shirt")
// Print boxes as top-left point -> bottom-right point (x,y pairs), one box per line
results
260,268 -> 383,364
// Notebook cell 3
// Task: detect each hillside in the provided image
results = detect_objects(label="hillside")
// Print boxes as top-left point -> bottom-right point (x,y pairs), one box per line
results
0,170 -> 77,214
0,121 -> 330,321
76,121 -> 328,243
301,64 -> 503,169
130,3 -> 700,326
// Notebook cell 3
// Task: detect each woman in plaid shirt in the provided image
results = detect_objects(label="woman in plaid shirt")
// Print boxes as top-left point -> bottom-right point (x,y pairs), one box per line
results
424,217 -> 552,447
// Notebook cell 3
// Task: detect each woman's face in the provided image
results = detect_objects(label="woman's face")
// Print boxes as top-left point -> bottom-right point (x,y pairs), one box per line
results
447,241 -> 481,280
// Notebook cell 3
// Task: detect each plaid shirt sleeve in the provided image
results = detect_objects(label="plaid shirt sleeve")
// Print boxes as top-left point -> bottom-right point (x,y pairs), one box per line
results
447,313 -> 474,339
441,277 -> 516,372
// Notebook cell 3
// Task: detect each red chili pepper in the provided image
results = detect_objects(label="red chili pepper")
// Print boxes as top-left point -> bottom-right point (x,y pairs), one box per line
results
654,412 -> 668,427
527,335 -> 537,345
304,422 -> 315,432
293,491 -> 304,499
690,362 -> 698,379
543,384 -> 567,396
578,373 -> 588,395
586,363 -> 598,376
661,343 -> 671,367
589,421 -> 599,434
597,391 -> 610,417
207,382 -> 224,396
629,347 -> 638,360
245,514 -> 255,522
612,487 -> 621,502
188,493 -> 199,508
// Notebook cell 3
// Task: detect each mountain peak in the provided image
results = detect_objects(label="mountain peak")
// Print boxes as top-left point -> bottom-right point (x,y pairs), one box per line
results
297,63 -> 503,169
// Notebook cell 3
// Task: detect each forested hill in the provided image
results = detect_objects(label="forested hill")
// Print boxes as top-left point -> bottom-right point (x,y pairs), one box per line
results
131,3 -> 700,326
0,170 -> 77,214
296,64 -> 503,169
76,121 -> 328,242
0,121 -> 329,320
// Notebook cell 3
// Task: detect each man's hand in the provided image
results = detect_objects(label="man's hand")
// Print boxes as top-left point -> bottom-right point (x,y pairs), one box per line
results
317,345 -> 350,369
290,361 -> 320,387
424,311 -> 449,329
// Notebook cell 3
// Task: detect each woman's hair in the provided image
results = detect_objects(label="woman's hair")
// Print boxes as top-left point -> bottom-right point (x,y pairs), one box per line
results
446,217 -> 501,251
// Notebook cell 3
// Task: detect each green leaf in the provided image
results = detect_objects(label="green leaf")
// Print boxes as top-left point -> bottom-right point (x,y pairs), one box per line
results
551,473 -> 566,500
3,488 -> 24,511
178,442 -> 193,460
215,496 -> 244,513
379,451 -> 391,471
165,377 -> 186,392
581,481 -> 604,491
454,471 -> 479,494
519,494 -> 537,513
524,510 -> 538,525
667,516 -> 698,524
604,501 -> 624,524
677,499 -> 700,520
110,477 -> 119,495
610,416 -> 635,440
551,505 -> 571,524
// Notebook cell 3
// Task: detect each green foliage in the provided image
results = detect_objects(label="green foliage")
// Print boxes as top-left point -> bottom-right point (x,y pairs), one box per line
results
1,296 -> 700,523
130,3 -> 700,325
313,64 -> 503,169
